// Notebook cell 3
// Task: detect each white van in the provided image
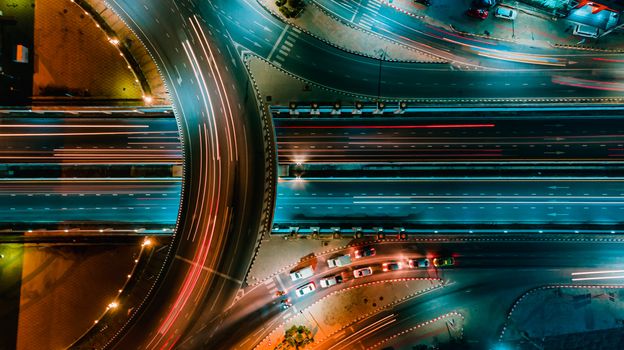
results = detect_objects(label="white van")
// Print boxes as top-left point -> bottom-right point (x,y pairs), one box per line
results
290,265 -> 314,281
327,254 -> 352,268
573,24 -> 599,38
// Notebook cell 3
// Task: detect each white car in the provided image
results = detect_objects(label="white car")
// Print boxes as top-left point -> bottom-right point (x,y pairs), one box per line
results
353,267 -> 373,278
290,266 -> 314,281
296,282 -> 316,297
494,7 -> 517,20
319,275 -> 343,288
327,254 -> 352,268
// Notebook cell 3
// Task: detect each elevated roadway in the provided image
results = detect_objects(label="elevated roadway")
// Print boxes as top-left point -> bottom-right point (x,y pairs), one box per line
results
274,110 -> 624,164
275,177 -> 624,227
0,178 -> 180,227
70,1 -> 272,349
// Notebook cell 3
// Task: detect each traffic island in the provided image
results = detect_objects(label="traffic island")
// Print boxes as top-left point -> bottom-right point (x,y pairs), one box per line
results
500,285 -> 624,349
256,278 -> 442,349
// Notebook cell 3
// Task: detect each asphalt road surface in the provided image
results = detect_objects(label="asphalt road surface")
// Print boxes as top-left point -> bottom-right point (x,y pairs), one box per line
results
0,178 -> 180,226
0,116 -> 181,164
77,1 -> 270,349
275,114 -> 624,164
275,177 -> 624,226
198,239 -> 624,349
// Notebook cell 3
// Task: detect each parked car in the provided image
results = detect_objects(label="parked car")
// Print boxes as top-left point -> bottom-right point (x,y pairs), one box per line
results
432,257 -> 455,267
290,265 -> 314,281
414,0 -> 431,6
408,258 -> 430,268
354,246 -> 376,259
466,8 -> 488,20
382,261 -> 402,272
296,282 -> 316,297
327,254 -> 352,268
494,7 -> 517,20
320,275 -> 343,288
353,266 -> 373,278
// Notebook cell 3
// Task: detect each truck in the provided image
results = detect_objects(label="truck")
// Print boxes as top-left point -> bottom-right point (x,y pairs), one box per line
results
327,254 -> 352,268
290,265 -> 314,281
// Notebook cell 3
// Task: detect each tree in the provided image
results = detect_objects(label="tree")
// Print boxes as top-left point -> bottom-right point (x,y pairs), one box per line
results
274,325 -> 314,350
275,0 -> 306,18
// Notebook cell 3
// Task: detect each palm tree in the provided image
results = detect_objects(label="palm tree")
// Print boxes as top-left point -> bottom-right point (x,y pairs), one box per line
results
275,325 -> 314,350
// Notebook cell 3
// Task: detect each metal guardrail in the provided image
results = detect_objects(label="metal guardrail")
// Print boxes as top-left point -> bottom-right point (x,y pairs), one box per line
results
270,103 -> 624,118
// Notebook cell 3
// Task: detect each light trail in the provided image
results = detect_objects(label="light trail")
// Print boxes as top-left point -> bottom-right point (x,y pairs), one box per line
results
572,275 -> 624,282
327,314 -> 397,350
571,270 -> 624,276
276,124 -> 495,129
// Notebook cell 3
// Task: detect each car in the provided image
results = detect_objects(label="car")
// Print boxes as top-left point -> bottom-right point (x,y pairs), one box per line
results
354,246 -> 376,259
327,254 -> 352,268
408,258 -> 430,268
414,0 -> 431,6
466,8 -> 488,20
319,275 -> 343,288
296,282 -> 316,297
280,298 -> 292,309
494,7 -> 517,20
432,257 -> 455,267
382,261 -> 402,272
289,265 -> 314,281
353,266 -> 373,278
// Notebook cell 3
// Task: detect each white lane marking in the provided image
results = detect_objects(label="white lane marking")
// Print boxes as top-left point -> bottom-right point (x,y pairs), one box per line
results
267,26 -> 288,60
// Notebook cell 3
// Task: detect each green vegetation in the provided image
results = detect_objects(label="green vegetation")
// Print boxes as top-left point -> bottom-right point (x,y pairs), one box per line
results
276,0 -> 306,18
274,325 -> 314,349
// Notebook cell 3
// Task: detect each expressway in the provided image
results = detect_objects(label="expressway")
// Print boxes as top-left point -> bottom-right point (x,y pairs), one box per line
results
0,116 -> 181,165
50,0 -> 624,349
0,178 -> 180,226
274,177 -> 624,226
190,239 -> 624,349
68,0 -> 271,349
274,113 -> 624,164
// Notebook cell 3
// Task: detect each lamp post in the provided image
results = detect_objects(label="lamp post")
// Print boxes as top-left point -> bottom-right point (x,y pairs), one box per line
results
374,47 -> 387,101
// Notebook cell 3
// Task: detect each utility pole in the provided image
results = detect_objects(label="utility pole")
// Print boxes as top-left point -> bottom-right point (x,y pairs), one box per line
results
375,47 -> 387,101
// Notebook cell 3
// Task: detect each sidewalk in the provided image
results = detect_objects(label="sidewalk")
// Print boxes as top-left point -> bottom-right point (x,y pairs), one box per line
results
256,278 -> 443,349
258,0 -> 446,62
390,0 -> 624,51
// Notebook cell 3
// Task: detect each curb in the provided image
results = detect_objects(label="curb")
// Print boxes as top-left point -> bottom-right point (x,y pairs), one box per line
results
551,42 -> 624,53
366,311 -> 465,350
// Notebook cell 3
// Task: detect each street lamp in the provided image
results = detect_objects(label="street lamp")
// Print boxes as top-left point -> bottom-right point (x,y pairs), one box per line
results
374,47 -> 388,101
